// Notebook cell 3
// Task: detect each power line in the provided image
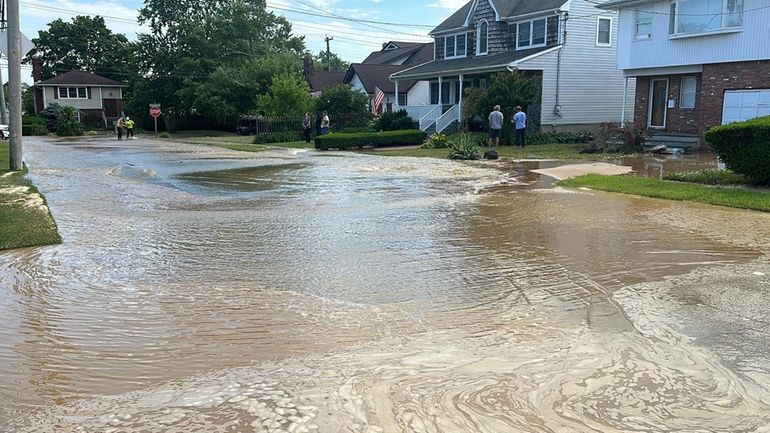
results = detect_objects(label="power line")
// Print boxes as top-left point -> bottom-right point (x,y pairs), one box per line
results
266,2 -> 433,28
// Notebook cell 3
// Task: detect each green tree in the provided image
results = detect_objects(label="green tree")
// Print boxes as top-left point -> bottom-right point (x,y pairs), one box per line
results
56,106 -> 84,136
21,84 -> 35,114
313,50 -> 350,72
133,0 -> 306,124
24,16 -> 133,82
315,84 -> 369,117
256,74 -> 315,117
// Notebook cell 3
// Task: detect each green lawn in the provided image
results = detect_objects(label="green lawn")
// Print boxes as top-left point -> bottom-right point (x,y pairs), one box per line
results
364,143 -> 633,160
0,142 -> 62,250
558,174 -> 770,212
161,131 -> 313,152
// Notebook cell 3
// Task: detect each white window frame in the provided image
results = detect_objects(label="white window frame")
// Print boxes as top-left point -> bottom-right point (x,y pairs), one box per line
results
596,17 -> 612,46
516,18 -> 547,50
444,33 -> 467,59
477,19 -> 489,55
635,10 -> 653,40
669,0 -> 744,37
58,86 -> 89,99
680,76 -> 697,109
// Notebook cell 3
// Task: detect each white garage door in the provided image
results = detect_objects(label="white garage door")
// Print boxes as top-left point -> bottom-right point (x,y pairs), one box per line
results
722,89 -> 770,124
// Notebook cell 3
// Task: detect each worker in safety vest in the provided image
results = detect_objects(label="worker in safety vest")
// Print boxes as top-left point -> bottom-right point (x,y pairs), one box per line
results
126,117 -> 135,139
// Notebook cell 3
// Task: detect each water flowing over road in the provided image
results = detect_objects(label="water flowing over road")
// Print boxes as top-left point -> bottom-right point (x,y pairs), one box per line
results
2,137 -> 770,432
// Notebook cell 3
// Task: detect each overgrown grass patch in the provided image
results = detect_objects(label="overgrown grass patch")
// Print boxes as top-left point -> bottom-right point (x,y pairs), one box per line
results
663,169 -> 754,186
558,174 -> 770,212
0,142 -> 62,250
370,143 -> 633,160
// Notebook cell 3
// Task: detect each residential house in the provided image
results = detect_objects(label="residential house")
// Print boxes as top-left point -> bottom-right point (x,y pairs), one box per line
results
390,0 -> 634,133
303,53 -> 346,94
600,0 -> 769,147
32,66 -> 127,126
345,41 -> 434,112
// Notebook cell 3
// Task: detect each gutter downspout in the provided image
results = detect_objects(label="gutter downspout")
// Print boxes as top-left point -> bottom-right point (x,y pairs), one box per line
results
554,10 -> 568,119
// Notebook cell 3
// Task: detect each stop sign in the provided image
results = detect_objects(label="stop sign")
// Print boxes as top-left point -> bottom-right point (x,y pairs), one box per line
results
149,107 -> 161,118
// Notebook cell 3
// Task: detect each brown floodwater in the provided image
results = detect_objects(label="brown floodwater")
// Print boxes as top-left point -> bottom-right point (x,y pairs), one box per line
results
2,138 -> 770,433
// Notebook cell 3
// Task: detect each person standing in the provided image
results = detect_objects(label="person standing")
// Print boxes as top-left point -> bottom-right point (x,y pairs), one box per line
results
320,111 -> 330,135
487,105 -> 504,147
512,106 -> 527,148
125,116 -> 135,139
115,117 -> 125,141
302,112 -> 312,143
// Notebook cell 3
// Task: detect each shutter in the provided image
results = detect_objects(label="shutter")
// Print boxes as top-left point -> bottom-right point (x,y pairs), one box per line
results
87,87 -> 92,99
53,87 -> 58,99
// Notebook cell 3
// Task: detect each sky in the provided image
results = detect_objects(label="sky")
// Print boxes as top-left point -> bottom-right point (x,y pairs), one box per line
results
12,0 -> 469,84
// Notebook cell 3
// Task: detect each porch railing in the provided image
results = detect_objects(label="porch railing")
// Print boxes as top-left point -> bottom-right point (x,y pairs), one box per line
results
435,104 -> 460,133
417,105 -> 440,131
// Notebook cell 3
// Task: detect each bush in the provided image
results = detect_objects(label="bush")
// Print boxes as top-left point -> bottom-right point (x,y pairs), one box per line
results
338,126 -> 373,134
705,116 -> 770,183
371,110 -> 415,131
22,123 -> 49,136
663,169 -> 752,185
447,133 -> 480,160
421,132 -> 450,149
159,132 -> 171,138
527,132 -> 557,145
56,107 -> 84,136
38,104 -> 63,132
314,130 -> 427,150
252,131 -> 303,144
22,115 -> 46,126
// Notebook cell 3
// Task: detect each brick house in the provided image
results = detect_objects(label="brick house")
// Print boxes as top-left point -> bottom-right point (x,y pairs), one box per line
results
600,0 -> 770,147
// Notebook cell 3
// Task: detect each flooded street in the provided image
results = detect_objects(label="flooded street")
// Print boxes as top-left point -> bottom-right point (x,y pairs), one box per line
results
2,136 -> 770,432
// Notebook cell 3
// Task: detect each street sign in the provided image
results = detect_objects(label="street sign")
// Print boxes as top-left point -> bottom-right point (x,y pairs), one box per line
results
149,105 -> 161,118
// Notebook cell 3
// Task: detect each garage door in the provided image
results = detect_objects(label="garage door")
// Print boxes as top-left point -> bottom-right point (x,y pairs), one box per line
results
722,89 -> 770,124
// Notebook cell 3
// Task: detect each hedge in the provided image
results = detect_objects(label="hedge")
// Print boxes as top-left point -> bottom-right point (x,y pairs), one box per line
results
705,116 -> 770,183
22,124 -> 49,136
314,130 -> 427,150
252,131 -> 303,144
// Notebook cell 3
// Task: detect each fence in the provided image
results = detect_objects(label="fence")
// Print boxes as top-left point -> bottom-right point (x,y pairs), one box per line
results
244,114 -> 373,135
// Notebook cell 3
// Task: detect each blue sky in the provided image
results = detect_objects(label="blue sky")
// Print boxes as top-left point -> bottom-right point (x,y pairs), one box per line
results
16,0 -> 466,83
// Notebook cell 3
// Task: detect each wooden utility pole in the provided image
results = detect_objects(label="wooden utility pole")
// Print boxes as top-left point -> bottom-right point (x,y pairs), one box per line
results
324,35 -> 333,72
7,0 -> 22,170
0,60 -> 7,124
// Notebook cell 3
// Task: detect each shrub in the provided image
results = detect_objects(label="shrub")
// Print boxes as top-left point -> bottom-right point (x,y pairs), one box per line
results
22,123 -> 49,136
447,133 -> 480,160
371,110 -> 415,131
314,130 -> 427,150
56,107 -> 84,136
38,104 -> 62,132
253,131 -> 303,144
421,132 -> 450,149
22,115 -> 46,126
705,116 -> 770,183
159,132 -> 171,138
527,132 -> 557,145
595,122 -> 648,151
338,126 -> 373,134
663,169 -> 752,185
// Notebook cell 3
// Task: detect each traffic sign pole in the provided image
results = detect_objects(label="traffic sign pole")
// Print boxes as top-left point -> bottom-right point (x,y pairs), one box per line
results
149,103 -> 161,138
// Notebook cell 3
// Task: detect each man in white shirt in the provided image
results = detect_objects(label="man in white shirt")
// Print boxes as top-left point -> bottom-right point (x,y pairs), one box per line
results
512,106 -> 527,148
487,105 -> 504,147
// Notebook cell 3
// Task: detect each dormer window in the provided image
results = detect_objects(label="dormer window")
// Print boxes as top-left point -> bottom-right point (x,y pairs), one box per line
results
516,18 -> 546,50
477,20 -> 489,55
445,33 -> 467,59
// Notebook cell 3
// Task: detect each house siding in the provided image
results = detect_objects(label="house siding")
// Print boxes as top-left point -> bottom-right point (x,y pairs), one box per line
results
518,0 -> 634,128
470,0 -> 510,55
407,81 -> 431,106
43,86 -> 122,111
617,0 -> 770,71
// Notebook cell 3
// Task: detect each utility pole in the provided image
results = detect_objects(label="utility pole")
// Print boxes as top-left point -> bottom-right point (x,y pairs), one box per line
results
6,0 -> 22,170
0,58 -> 7,124
324,35 -> 333,72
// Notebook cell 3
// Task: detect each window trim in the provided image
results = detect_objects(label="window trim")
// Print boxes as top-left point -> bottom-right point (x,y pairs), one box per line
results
680,76 -> 697,109
635,10 -> 653,40
477,19 -> 489,55
515,18 -> 547,50
669,0 -> 744,37
444,33 -> 467,59
596,16 -> 612,47
57,86 -> 89,99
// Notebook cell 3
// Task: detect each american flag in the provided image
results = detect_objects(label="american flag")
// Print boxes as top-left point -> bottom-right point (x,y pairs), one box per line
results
372,86 -> 385,115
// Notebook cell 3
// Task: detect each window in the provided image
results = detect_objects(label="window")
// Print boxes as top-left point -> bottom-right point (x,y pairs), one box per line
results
477,20 -> 489,55
596,17 -> 612,46
430,82 -> 439,104
635,10 -> 653,39
680,76 -> 697,108
444,33 -> 467,58
58,86 -> 88,99
516,18 -> 547,49
398,93 -> 407,106
670,0 -> 743,35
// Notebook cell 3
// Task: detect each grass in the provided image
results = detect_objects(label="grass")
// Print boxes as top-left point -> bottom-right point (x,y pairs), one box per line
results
365,143 -> 632,160
0,142 -> 62,250
558,174 -> 770,212
161,131 -> 313,152
662,168 -> 754,186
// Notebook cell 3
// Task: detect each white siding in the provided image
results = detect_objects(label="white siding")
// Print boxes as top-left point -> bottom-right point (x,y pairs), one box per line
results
349,74 -> 369,95
407,81 -> 431,105
518,0 -> 634,126
617,0 -> 770,71
43,86 -> 103,110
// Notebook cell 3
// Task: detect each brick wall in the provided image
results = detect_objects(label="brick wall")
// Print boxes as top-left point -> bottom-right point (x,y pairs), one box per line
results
633,74 -> 700,134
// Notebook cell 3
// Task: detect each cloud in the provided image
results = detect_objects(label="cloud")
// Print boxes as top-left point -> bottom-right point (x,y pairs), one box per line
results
21,0 -> 147,39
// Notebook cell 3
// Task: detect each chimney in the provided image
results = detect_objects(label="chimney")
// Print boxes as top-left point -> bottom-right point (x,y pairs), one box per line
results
31,58 -> 43,83
303,51 -> 314,75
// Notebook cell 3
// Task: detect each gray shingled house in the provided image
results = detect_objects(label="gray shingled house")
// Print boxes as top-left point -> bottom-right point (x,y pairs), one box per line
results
391,0 -> 634,133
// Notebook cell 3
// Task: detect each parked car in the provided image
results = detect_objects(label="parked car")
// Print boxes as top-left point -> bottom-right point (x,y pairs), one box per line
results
236,119 -> 257,135
0,124 -> 9,139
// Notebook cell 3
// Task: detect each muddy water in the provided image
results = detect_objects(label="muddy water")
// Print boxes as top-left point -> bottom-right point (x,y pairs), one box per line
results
2,138 -> 770,432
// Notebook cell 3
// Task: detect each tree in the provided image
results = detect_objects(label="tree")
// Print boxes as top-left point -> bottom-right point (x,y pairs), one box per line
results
315,84 -> 369,117
24,16 -> 133,82
21,84 -> 35,114
133,0 -> 306,124
256,74 -> 315,117
313,50 -> 350,72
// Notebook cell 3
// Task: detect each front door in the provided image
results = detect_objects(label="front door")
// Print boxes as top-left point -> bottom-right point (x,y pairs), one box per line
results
648,78 -> 668,129
103,99 -> 123,118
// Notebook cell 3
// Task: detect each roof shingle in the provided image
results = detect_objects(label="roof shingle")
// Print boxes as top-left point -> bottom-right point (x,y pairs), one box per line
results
36,70 -> 126,86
